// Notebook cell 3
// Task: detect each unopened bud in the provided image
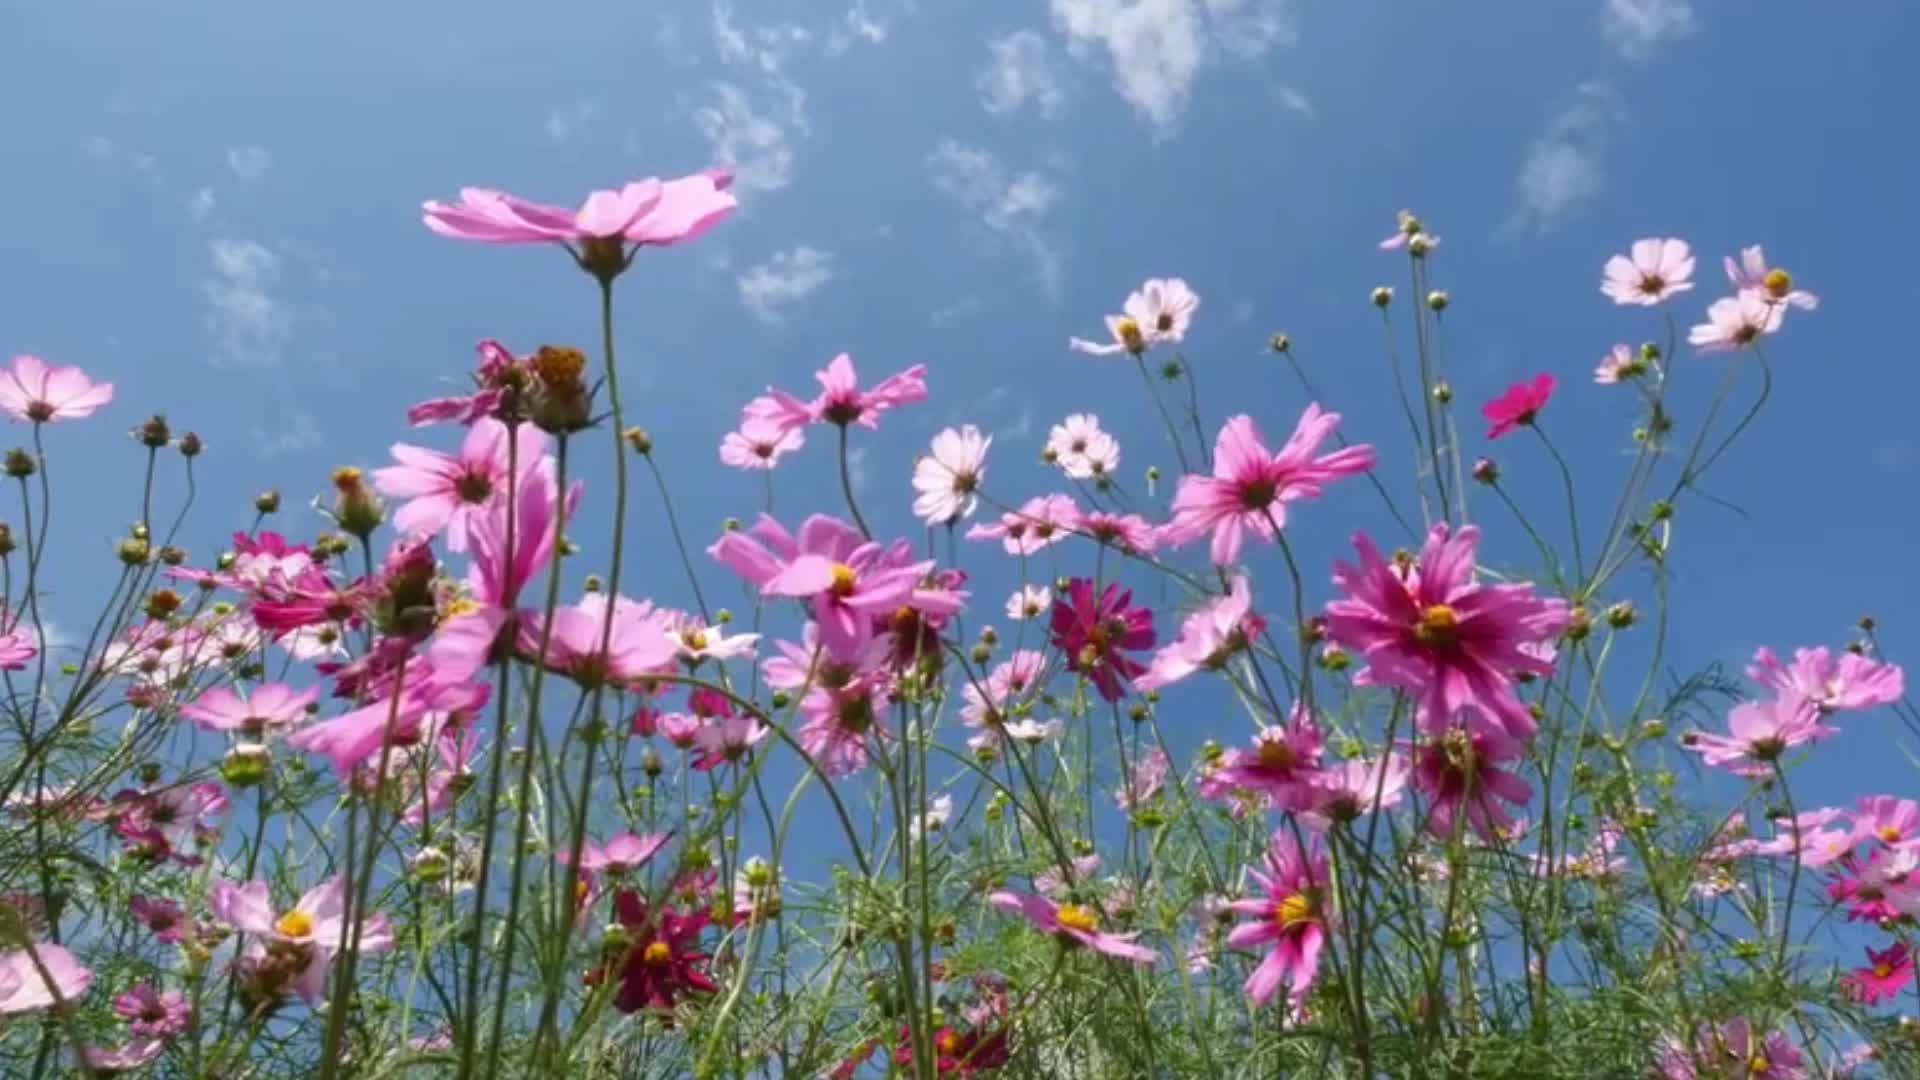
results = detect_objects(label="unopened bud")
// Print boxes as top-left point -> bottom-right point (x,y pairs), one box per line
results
117,536 -> 152,566
1604,601 -> 1636,629
178,432 -> 204,458
254,489 -> 281,514
1426,290 -> 1449,312
1431,380 -> 1452,404
136,415 -> 172,449
1268,333 -> 1292,354
1472,457 -> 1499,485
3,450 -> 36,478
1371,286 -> 1394,308
409,846 -> 450,883
157,544 -> 187,566
144,589 -> 183,620
624,426 -> 653,455
1859,615 -> 1877,632
582,574 -> 603,594
1564,606 -> 1593,642
219,744 -> 272,788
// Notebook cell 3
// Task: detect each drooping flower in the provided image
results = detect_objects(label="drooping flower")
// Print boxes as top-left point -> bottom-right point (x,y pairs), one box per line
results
1069,314 -> 1147,357
1410,713 -> 1533,841
406,339 -> 523,427
1724,245 -> 1818,311
1164,407 -> 1376,565
180,682 -> 317,738
1134,575 -> 1266,691
372,419 -> 545,553
1687,293 -> 1784,352
112,983 -> 193,1038
1747,645 -> 1904,714
1841,942 -> 1914,1005
988,891 -> 1155,964
1049,579 -> 1154,702
1601,238 -> 1695,306
0,944 -> 92,1014
1227,830 -> 1330,1013
0,355 -> 114,424
762,354 -> 928,431
1324,524 -> 1569,738
966,494 -> 1081,556
1480,373 -> 1555,439
912,425 -> 991,524
607,891 -> 717,1014
210,875 -> 392,1005
80,1040 -> 165,1073
1683,694 -> 1835,778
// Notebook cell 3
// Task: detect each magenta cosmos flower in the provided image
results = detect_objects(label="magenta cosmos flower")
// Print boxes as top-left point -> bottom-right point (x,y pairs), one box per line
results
1324,524 -> 1569,738
1201,714 -> 1326,813
1842,942 -> 1914,1005
373,418 -> 545,553
761,354 -> 928,431
1410,713 -> 1533,841
180,681 -> 317,737
1601,237 -> 1695,305
464,458 -> 580,609
423,169 -> 736,250
1657,1017 -> 1804,1080
211,875 -> 393,1006
966,494 -> 1082,556
608,892 -> 717,1014
989,891 -> 1155,964
1684,694 -> 1835,777
112,983 -> 193,1038
1480,373 -> 1555,439
1688,292 -> 1783,352
1725,245 -> 1818,311
1747,645 -> 1904,713
912,425 -> 990,525
1165,406 -> 1376,566
1227,831 -> 1330,1013
0,944 -> 92,1015
1049,578 -> 1155,702
0,355 -> 114,424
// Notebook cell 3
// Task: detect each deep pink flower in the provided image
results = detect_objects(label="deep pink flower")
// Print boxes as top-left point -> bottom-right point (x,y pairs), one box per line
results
287,668 -> 488,776
373,419 -> 545,553
180,682 -> 317,737
728,515 -> 960,654
966,494 -> 1081,556
1688,293 -> 1783,352
912,425 -> 991,524
1227,830 -> 1330,1013
1747,645 -> 1904,713
1202,717 -> 1325,812
1724,245 -> 1818,311
1325,524 -> 1569,738
763,353 -> 927,430
406,339 -> 520,427
607,892 -> 717,1014
1410,714 -> 1533,841
1135,575 -> 1265,691
564,832 -> 671,876
1164,406 -> 1376,565
989,891 -> 1155,964
1078,511 -> 1158,554
465,458 -> 581,608
1480,373 -> 1555,439
1684,694 -> 1835,778
1601,238 -> 1694,306
1049,578 -> 1154,702
0,944 -> 91,1014
0,354 -> 114,423
111,783 -> 229,865
211,875 -> 393,1005
113,983 -> 192,1038
1842,942 -> 1914,1005
130,896 -> 187,944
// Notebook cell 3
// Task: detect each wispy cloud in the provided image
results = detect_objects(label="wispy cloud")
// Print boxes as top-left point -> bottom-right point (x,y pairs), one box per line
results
828,1 -> 889,51
77,135 -> 161,182
1601,0 -> 1697,61
738,246 -> 836,324
926,140 -> 1065,298
204,237 -> 292,369
544,101 -> 596,143
846,445 -> 871,496
1047,0 -> 1297,134
1275,84 -> 1314,118
694,83 -> 795,194
930,295 -> 984,327
226,145 -> 272,184
187,187 -> 217,223
250,410 -> 322,458
977,30 -> 1066,118
1505,81 -> 1624,236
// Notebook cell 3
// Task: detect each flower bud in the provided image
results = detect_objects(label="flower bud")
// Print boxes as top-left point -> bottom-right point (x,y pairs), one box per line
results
1859,615 -> 1877,632
135,415 -> 171,449
1268,332 -> 1292,354
178,432 -> 204,458
144,589 -> 183,620
1426,290 -> 1449,312
3,450 -> 36,478
969,642 -> 991,665
1371,286 -> 1394,308
157,544 -> 187,566
624,426 -> 652,455
1648,500 -> 1674,522
1471,457 -> 1499,485
529,345 -> 594,434
1408,234 -> 1433,258
254,489 -> 281,514
409,846 -> 450,883
1564,606 -> 1593,642
0,524 -> 13,557
1641,718 -> 1667,739
219,744 -> 272,788
330,467 -> 385,540
641,747 -> 664,778
582,574 -> 603,594
117,536 -> 152,566
1604,601 -> 1636,629
1639,342 -> 1661,363
1431,380 -> 1452,404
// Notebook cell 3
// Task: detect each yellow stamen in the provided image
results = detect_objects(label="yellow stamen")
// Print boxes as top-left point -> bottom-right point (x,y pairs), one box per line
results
532,345 -> 587,390
1276,892 -> 1315,929
829,563 -> 859,597
681,629 -> 709,652
1413,604 -> 1460,648
1054,903 -> 1099,933
1881,826 -> 1902,843
936,1030 -> 963,1055
1875,962 -> 1894,979
1115,317 -> 1145,354
275,910 -> 314,939
1763,268 -> 1792,299
641,941 -> 672,967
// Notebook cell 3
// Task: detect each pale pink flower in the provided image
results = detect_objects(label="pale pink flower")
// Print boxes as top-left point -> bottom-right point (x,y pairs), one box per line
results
1046,414 -> 1120,480
1724,245 -> 1818,310
0,355 -> 114,424
422,169 -> 735,248
1127,278 -> 1200,343
1115,747 -> 1170,811
966,494 -> 1081,556
372,419 -> 545,553
210,875 -> 392,1005
1688,293 -> 1783,352
564,832 -> 671,875
1747,645 -> 1904,713
518,593 -> 679,686
0,629 -> 35,671
1035,855 -> 1101,897
690,714 -> 769,770
0,944 -> 91,1014
1164,406 -> 1376,565
1305,754 -> 1410,827
1203,717 -> 1326,812
1601,238 -> 1694,305
989,891 -> 1156,964
1005,585 -> 1051,621
180,682 -> 317,737
1593,343 -> 1648,385
796,679 -> 891,777
1684,694 -> 1835,778
912,425 -> 991,524
1078,511 -> 1158,553
762,354 -> 927,430
1135,575 -> 1265,692
667,616 -> 760,665
1227,831 -> 1330,1013
719,415 -> 803,471
81,1040 -> 164,1072
1069,315 -> 1147,357
959,650 -> 1048,745
1853,796 -> 1920,847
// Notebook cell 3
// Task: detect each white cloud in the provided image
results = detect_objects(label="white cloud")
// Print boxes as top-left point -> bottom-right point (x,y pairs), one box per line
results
187,187 -> 217,223
226,145 -> 272,184
927,140 -> 1065,298
737,246 -> 836,323
711,0 -> 810,124
1047,0 -> 1297,133
1275,84 -> 1314,118
250,411 -> 322,458
77,135 -> 160,181
1601,0 -> 1697,61
203,238 -> 292,369
846,445 -> 870,495
545,102 -> 595,143
977,31 -> 1066,118
1506,82 -> 1624,236
828,2 -> 889,51
930,295 -> 984,327
695,83 -> 795,194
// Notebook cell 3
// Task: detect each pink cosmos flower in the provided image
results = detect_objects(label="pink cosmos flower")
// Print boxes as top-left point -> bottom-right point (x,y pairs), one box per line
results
0,944 -> 92,1014
372,419 -> 545,553
564,832 -> 671,876
1683,694 -> 1835,778
1135,575 -> 1266,692
406,339 -> 520,427
797,677 -> 892,777
211,875 -> 393,1005
112,783 -> 230,865
1410,714 -> 1533,841
690,713 -> 769,770
180,682 -> 317,737
762,354 -> 928,431
667,615 -> 759,665
989,891 -> 1155,964
912,425 -> 991,524
1203,717 -> 1326,812
1116,747 -> 1170,811
1049,578 -> 1154,702
1079,512 -> 1159,554
966,494 -> 1081,556
1842,942 -> 1914,1005
1480,373 -> 1555,439
130,896 -> 188,944
737,517 -> 960,655
113,983 -> 193,1038
1724,245 -> 1818,311
960,649 -> 1047,751
287,669 -> 488,776
81,1040 -> 164,1072
1006,585 -> 1050,621
1747,645 -> 1904,713
1687,292 -> 1783,352
719,415 -> 804,471
1658,1017 -> 1804,1080
1227,831 -> 1330,1013
0,629 -> 35,671
519,593 -> 679,687
465,459 -> 581,608
1853,796 -> 1920,847
1601,238 -> 1695,305
422,169 -> 735,249
1593,343 -> 1647,385
1325,524 -> 1569,738
1164,406 -> 1376,565
1046,414 -> 1120,480
1305,754 -> 1410,827
0,354 -> 114,423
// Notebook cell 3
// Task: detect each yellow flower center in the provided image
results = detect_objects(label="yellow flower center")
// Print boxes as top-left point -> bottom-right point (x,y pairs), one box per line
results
532,345 -> 587,390
1763,268 -> 1792,298
1875,961 -> 1894,979
1881,826 -> 1902,843
1256,738 -> 1297,771
1115,317 -> 1145,353
681,629 -> 709,651
1054,902 -> 1099,933
829,563 -> 859,597
1276,892 -> 1315,929
936,1030 -> 963,1055
1413,604 -> 1460,648
1748,1053 -> 1771,1074
641,941 -> 672,967
275,910 -> 314,939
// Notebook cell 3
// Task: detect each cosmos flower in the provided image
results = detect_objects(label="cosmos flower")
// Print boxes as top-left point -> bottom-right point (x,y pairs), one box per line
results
1723,245 -> 1818,311
1049,578 -> 1154,702
912,425 -> 991,524
1227,831 -> 1331,1013
966,494 -> 1082,556
1688,293 -> 1783,352
1005,585 -> 1051,621
1841,942 -> 1913,1005
1134,575 -> 1265,692
210,875 -> 392,1005
760,354 -> 928,431
372,419 -> 545,553
1409,713 -> 1534,841
1480,373 -> 1555,439
422,169 -> 735,251
1046,414 -> 1121,480
988,891 -> 1156,964
563,832 -> 671,876
1601,238 -> 1695,305
0,944 -> 92,1015
719,415 -> 804,471
0,354 -> 114,424
1164,407 -> 1375,565
1746,645 -> 1904,713
607,892 -> 717,1014
180,682 -> 317,738
1684,694 -> 1835,778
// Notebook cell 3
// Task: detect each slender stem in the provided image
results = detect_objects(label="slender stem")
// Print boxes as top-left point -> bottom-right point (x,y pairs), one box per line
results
835,423 -> 872,540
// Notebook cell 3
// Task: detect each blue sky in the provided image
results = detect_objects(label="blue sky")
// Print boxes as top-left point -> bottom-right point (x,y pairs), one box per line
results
2,0 -> 1918,817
